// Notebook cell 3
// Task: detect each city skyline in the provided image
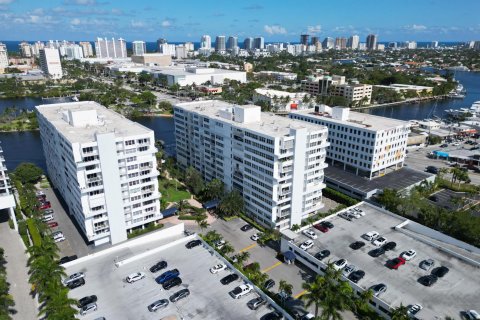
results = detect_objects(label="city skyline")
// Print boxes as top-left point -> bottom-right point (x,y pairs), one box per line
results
0,0 -> 479,42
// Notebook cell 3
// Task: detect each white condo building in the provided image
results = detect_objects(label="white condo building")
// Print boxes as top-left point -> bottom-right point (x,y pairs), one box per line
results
95,37 -> 127,59
0,43 -> 8,68
36,102 -> 161,246
201,35 -> 211,49
39,48 -> 63,79
79,42 -> 94,57
289,105 -> 410,179
0,146 -> 17,231
174,101 -> 329,229
132,41 -> 147,56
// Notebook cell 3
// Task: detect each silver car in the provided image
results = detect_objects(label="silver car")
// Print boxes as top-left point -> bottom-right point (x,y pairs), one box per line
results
147,299 -> 169,312
80,303 -> 97,316
420,259 -> 435,271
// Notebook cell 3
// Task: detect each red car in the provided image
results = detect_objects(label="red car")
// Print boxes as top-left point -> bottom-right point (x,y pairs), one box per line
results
38,201 -> 51,210
47,221 -> 58,228
387,257 -> 406,270
314,223 -> 329,233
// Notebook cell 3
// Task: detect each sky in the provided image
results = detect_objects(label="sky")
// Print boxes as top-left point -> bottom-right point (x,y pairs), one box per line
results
0,0 -> 479,42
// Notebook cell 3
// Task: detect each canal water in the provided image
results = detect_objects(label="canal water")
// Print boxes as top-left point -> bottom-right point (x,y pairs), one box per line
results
0,71 -> 478,171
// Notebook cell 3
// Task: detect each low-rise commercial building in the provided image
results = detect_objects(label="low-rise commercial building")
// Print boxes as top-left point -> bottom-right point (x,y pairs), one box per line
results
374,84 -> 433,95
36,101 -> 162,246
257,71 -> 297,81
253,88 -> 310,112
153,66 -> 246,87
131,54 -> 172,66
301,75 -> 346,95
174,100 -> 329,229
330,83 -> 372,105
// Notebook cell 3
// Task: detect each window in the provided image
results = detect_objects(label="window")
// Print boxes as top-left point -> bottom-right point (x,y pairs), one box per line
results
125,140 -> 135,146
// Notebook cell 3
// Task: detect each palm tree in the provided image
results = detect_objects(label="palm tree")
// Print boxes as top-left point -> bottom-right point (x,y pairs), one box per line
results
196,218 -> 209,232
235,251 -> 250,265
302,275 -> 324,317
39,282 -> 77,320
390,304 -> 409,320
219,243 -> 234,257
29,257 -> 65,296
278,279 -> 293,296
352,289 -> 374,316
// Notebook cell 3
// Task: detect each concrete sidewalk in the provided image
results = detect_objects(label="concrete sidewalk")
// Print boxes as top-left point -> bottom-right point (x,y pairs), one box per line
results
0,220 -> 38,320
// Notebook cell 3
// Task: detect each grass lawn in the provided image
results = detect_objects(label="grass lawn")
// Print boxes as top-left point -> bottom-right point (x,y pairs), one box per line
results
159,179 -> 191,203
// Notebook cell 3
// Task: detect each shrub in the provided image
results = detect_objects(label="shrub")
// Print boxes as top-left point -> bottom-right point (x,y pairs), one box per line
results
239,213 -> 266,233
18,220 -> 30,247
8,219 -> 14,229
323,187 -> 359,206
127,223 -> 164,239
26,219 -> 42,246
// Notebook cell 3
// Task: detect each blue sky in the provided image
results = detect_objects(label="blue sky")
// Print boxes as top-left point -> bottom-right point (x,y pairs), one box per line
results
0,0 -> 479,42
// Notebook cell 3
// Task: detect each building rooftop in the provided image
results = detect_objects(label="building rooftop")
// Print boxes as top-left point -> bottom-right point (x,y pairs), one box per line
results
36,101 -> 152,143
292,106 -> 410,131
152,66 -> 245,77
255,88 -> 307,98
175,100 -> 326,137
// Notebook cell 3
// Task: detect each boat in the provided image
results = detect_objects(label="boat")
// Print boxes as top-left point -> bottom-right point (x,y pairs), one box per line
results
71,96 -> 79,102
447,92 -> 465,99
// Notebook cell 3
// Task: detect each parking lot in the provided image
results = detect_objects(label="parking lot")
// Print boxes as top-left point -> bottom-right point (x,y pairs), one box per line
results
65,234 -> 282,320
291,203 -> 480,319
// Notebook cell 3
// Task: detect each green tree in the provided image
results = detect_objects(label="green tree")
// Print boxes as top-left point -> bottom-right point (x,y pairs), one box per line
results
203,230 -> 222,245
185,166 -> 204,195
278,279 -> 293,296
196,217 -> 209,232
235,251 -> 250,266
218,190 -> 244,217
138,91 -> 157,111
38,282 -> 77,320
158,100 -> 173,114
203,178 -> 224,201
219,242 -> 234,256
390,304 -> 409,320
13,163 -> 43,184
376,189 -> 401,212
302,275 -> 324,317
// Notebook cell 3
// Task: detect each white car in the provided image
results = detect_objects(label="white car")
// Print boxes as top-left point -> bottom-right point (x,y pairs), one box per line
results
229,284 -> 253,299
333,259 -> 348,270
126,272 -> 146,283
210,264 -> 227,274
63,272 -> 85,285
362,231 -> 379,241
407,304 -> 423,317
250,234 -> 260,241
342,264 -> 356,277
302,229 -> 318,240
352,208 -> 365,216
372,237 -> 387,247
401,249 -> 417,261
347,210 -> 361,219
214,240 -> 226,249
300,240 -> 314,251
42,214 -> 54,222
465,310 -> 480,320
52,231 -> 65,243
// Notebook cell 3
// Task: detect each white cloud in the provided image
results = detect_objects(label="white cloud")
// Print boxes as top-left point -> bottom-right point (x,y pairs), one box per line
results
404,24 -> 428,32
161,20 -> 171,27
264,24 -> 287,35
67,0 -> 97,5
0,0 -> 14,4
70,18 -> 81,25
307,25 -> 322,34
131,20 -> 145,28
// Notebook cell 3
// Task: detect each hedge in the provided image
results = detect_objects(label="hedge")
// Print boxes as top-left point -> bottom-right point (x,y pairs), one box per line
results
239,213 -> 266,233
18,220 -> 30,247
26,219 -> 42,246
178,214 -> 207,221
127,223 -> 164,239
323,187 -> 359,206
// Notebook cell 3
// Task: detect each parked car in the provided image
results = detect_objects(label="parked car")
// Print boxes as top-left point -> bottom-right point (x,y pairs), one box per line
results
372,236 -> 387,247
347,210 -> 361,219
162,277 -> 182,290
80,303 -> 97,316
387,257 -> 406,270
464,310 -> 480,320
126,272 -> 145,283
47,221 -> 58,228
314,223 -> 329,233
419,274 -> 438,286
149,260 -> 168,273
420,259 -> 435,271
350,241 -> 365,250
369,247 -> 386,257
401,249 -> 417,261
229,284 -> 253,299
338,212 -> 352,221
169,288 -> 190,302
241,224 -> 253,232
52,232 -> 65,243
342,264 -> 356,277
407,304 -> 423,317
147,299 -> 169,312
38,201 -> 51,210
59,255 -> 77,265
371,283 -> 387,297
63,272 -> 85,285
321,221 -> 334,229
260,311 -> 284,320
185,240 -> 202,249
77,295 -> 97,308
431,266 -> 449,278
348,270 -> 365,283
362,231 -> 380,241
426,166 -> 439,174
247,297 -> 267,310
302,229 -> 317,239
155,269 -> 180,284
66,278 -> 85,289
300,240 -> 314,251
382,241 -> 397,251
214,240 -> 226,249
264,279 -> 275,290
210,264 -> 227,274
333,259 -> 347,270
42,209 -> 54,215
42,214 -> 54,222
220,273 -> 239,285
352,208 -> 365,216
440,143 -> 449,148
314,249 -> 330,260
250,233 -> 260,241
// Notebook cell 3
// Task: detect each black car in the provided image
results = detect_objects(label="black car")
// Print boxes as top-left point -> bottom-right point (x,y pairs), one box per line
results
369,247 -> 386,257
431,266 -> 449,278
240,224 -> 253,232
321,221 -> 334,229
67,278 -> 85,289
247,297 -> 267,310
382,241 -> 397,251
220,273 -> 239,285
169,288 -> 190,302
149,260 -> 168,273
59,255 -> 78,265
348,270 -> 365,283
77,295 -> 97,308
350,241 -> 365,250
162,276 -> 182,290
314,249 -> 330,260
426,166 -> 439,174
185,240 -> 202,249
440,144 -> 448,148
264,279 -> 275,290
260,311 -> 283,320
419,274 -> 438,286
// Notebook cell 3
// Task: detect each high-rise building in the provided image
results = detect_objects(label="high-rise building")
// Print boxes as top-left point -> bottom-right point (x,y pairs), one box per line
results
335,37 -> 347,50
347,35 -> 360,50
36,101 -> 162,246
19,42 -> 32,58
322,37 -> 334,49
175,46 -> 187,59
215,36 -> 226,52
95,37 -> 127,58
243,37 -> 254,50
300,34 -> 310,46
227,36 -> 238,51
184,42 -> 194,52
156,38 -> 167,52
31,41 -> 45,56
200,35 -> 211,49
63,44 -> 84,60
0,145 -> 17,230
39,47 -> 63,79
388,42 -> 397,49
430,41 -> 439,48
253,37 -> 264,49
0,43 -> 8,68
474,41 -> 480,50
174,101 -> 329,229
79,41 -> 94,57
366,34 -> 377,50
132,41 -> 146,56
311,36 -> 319,46
159,43 -> 176,56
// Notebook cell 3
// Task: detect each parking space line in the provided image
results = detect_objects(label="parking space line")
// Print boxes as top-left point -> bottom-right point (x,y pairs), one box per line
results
239,243 -> 257,252
261,261 -> 282,273
294,290 -> 306,299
